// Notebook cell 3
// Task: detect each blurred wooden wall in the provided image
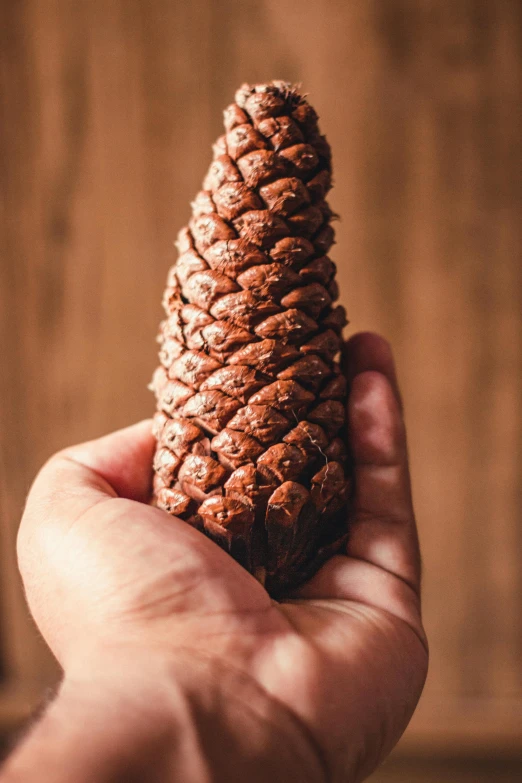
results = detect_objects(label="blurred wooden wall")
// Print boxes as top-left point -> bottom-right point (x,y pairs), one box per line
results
1,0 -> 521,778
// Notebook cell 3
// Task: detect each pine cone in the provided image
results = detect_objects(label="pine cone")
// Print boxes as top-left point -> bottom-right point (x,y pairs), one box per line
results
151,82 -> 351,596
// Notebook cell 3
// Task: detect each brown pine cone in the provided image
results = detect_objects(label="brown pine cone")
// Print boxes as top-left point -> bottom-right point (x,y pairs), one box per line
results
151,82 -> 351,596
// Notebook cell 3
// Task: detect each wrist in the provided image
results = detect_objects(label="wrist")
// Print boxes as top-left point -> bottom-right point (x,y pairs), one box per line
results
73,646 -> 327,783
3,646 -> 327,783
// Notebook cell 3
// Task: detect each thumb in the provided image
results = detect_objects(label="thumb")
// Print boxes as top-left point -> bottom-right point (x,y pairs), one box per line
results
345,335 -> 421,594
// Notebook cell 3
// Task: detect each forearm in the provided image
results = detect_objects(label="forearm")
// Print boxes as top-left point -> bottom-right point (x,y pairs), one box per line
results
0,651 -> 325,783
0,675 -> 189,783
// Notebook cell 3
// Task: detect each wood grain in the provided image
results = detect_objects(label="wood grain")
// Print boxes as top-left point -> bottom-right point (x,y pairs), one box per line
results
371,754 -> 522,783
1,0 -> 521,758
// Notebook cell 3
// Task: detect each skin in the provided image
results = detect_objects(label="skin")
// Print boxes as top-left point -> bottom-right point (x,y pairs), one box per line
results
2,332 -> 428,783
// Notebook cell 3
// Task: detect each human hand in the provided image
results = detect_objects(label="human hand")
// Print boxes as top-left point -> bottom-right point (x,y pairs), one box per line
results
14,332 -> 427,783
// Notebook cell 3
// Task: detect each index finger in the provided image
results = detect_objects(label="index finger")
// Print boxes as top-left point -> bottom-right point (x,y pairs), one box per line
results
19,420 -> 155,545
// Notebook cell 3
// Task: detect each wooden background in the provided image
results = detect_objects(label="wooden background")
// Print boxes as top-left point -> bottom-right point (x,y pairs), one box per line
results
1,0 -> 521,779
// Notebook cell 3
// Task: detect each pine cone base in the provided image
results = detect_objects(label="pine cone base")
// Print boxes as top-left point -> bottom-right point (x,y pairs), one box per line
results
151,82 -> 351,597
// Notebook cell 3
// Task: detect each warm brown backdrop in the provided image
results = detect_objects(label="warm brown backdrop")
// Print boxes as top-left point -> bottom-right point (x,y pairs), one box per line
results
1,0 -> 521,779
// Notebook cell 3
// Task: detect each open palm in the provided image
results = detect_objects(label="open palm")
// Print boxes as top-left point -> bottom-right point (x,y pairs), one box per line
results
18,333 -> 427,783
